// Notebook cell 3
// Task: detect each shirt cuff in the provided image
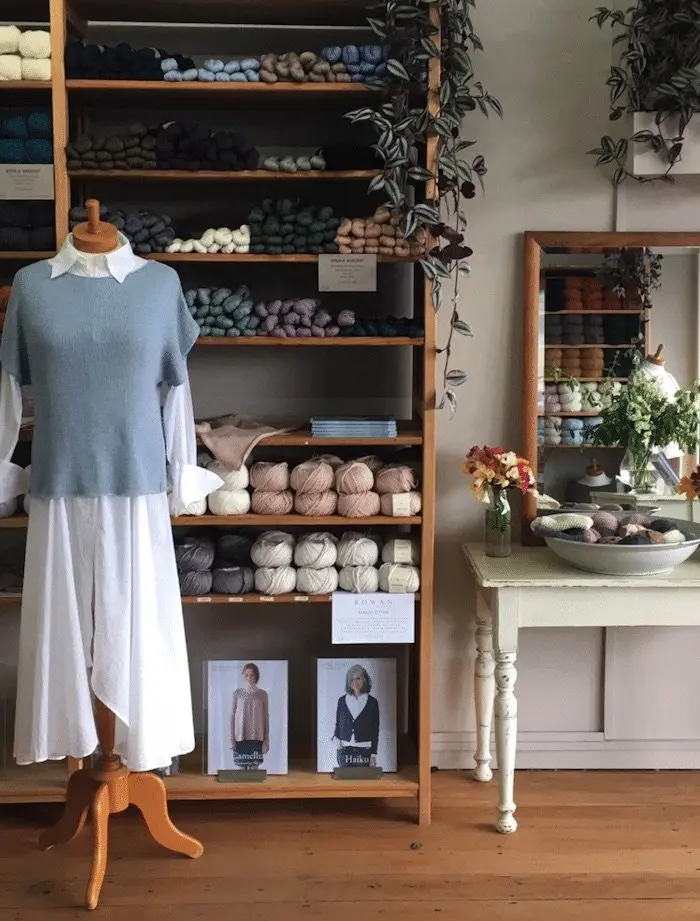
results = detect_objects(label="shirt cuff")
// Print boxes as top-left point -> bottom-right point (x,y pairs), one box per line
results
0,460 -> 28,505
168,462 -> 223,516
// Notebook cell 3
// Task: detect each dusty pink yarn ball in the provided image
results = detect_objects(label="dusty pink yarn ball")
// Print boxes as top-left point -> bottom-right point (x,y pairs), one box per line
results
338,492 -> 381,517
290,460 -> 335,494
335,461 -> 374,495
294,490 -> 339,516
250,461 -> 290,491
251,489 -> 294,515
375,464 -> 416,495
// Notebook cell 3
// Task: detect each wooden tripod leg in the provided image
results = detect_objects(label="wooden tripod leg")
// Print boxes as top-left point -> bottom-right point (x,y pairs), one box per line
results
86,783 -> 110,911
128,772 -> 204,859
39,770 -> 99,851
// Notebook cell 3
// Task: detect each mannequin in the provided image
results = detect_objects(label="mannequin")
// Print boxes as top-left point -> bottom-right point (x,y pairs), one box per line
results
19,201 -> 205,909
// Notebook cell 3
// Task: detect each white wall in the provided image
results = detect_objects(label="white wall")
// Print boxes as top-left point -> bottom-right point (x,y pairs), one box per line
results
432,0 -> 700,766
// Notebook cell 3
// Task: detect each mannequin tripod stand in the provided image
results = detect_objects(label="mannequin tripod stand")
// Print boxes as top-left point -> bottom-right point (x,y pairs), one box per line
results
36,200 -> 203,910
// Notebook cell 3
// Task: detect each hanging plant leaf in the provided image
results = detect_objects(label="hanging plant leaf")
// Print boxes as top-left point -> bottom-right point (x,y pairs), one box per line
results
441,242 -> 474,260
452,318 -> 473,336
460,180 -> 477,198
444,389 -> 458,417
387,58 -> 411,81
446,369 -> 468,386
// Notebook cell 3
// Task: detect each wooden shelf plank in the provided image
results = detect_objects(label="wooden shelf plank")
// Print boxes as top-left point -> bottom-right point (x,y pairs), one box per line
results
0,81 -> 51,91
0,594 -> 21,605
544,344 -> 637,350
70,169 -> 379,182
0,250 -> 54,260
0,514 -> 421,529
539,444 -> 623,450
66,80 -> 378,103
545,310 -> 645,316
0,761 -> 67,803
538,411 -> 602,418
543,377 -> 628,383
195,336 -> 423,347
2,592 -> 421,606
146,253 -> 417,264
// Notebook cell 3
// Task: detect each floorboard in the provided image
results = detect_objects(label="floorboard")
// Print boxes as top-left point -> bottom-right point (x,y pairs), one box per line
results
1,770 -> 699,917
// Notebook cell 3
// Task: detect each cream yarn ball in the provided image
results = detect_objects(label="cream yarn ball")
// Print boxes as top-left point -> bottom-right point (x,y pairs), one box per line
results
378,563 -> 420,593
208,488 -> 251,516
207,460 -> 249,491
182,497 -> 207,516
18,30 -> 51,59
338,565 -> 379,593
381,538 -> 420,564
379,491 -> 422,516
296,566 -> 339,594
255,565 -> 297,595
290,460 -> 335,494
335,461 -> 374,494
294,532 -> 338,568
337,532 -> 379,567
251,531 -> 295,567
0,496 -> 18,518
0,26 -> 20,55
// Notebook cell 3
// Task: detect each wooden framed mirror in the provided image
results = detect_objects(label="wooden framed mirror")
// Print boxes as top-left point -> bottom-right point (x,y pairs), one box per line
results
522,231 -> 700,543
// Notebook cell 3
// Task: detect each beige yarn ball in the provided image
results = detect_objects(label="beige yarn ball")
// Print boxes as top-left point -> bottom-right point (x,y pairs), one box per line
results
255,565 -> 297,595
375,464 -> 417,495
338,565 -> 379,593
251,489 -> 294,515
296,566 -> 339,594
338,492 -> 381,518
380,491 -> 422,516
378,562 -> 420,593
290,460 -> 334,494
335,461 -> 374,495
294,491 -> 338,516
208,488 -> 251,516
250,461 -> 290,491
207,460 -> 249,491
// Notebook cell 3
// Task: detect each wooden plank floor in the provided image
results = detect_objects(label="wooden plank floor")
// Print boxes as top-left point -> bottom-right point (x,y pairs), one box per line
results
2,769 -> 700,918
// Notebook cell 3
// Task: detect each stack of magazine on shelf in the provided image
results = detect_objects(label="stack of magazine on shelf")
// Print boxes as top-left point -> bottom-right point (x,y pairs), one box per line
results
310,416 -> 397,438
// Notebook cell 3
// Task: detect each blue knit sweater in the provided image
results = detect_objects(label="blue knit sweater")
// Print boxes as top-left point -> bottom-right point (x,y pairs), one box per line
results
0,260 -> 198,498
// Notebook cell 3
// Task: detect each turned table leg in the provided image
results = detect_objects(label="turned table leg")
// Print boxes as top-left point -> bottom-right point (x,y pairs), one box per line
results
473,593 -> 495,783
494,648 -> 518,834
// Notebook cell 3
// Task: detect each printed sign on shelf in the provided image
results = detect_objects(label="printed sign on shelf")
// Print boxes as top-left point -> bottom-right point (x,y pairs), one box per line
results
331,592 -> 415,645
0,165 -> 54,201
318,254 -> 377,292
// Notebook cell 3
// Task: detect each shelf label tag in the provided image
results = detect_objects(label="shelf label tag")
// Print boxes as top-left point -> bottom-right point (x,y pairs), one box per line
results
318,254 -> 377,292
332,592 -> 415,644
227,596 -> 244,602
195,597 -> 213,603
391,494 -> 412,517
0,165 -> 54,200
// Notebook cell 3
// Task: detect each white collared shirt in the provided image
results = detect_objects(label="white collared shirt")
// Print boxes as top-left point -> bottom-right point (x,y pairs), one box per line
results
48,232 -> 148,283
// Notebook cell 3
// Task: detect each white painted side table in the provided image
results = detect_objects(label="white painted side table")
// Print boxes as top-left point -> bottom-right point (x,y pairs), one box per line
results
462,543 -> 700,834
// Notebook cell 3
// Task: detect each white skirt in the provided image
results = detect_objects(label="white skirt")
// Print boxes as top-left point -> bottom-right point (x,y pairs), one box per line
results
14,493 -> 195,771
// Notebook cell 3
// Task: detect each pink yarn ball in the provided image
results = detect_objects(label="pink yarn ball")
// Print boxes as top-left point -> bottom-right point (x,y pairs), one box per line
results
290,460 -> 335,494
251,489 -> 294,515
250,461 -> 290,491
357,455 -> 385,473
335,461 -> 374,495
375,464 -> 417,495
313,453 -> 344,468
294,491 -> 338,516
380,491 -> 422,516
338,492 -> 381,517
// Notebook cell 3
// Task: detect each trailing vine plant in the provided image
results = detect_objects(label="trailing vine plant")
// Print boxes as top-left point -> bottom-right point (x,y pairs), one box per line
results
346,0 -> 501,414
588,1 -> 700,183
595,248 -> 663,308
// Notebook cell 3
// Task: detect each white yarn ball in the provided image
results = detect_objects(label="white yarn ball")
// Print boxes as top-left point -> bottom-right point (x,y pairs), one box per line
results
18,30 -> 51,59
381,538 -> 420,565
0,496 -> 18,518
208,488 -> 251,516
296,566 -> 339,594
0,55 -> 21,81
0,26 -> 20,55
338,565 -> 379,593
378,563 -> 421,593
21,58 -> 50,80
182,497 -> 207,516
207,460 -> 249,491
251,531 -> 295,567
255,565 -> 297,595
294,533 -> 338,568
662,529 -> 686,544
337,533 -> 379,567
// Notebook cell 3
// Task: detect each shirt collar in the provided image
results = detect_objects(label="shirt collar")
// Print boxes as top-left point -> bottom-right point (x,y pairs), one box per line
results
48,232 -> 147,283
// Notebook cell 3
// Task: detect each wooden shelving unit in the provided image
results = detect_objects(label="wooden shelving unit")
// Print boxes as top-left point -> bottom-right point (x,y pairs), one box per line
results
0,0 -> 437,824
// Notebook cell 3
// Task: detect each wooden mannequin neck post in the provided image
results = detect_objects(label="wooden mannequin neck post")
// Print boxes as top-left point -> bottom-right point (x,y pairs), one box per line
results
72,198 -> 118,254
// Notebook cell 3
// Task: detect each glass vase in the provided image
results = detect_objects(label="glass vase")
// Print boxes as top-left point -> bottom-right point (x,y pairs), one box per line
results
485,486 -> 512,558
620,449 -> 660,494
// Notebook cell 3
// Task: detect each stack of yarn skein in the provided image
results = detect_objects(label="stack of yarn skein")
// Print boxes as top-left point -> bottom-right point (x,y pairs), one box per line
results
0,111 -> 52,163
247,199 -> 340,255
0,201 -> 54,251
250,462 -> 293,515
69,205 -> 175,254
163,57 -> 260,82
252,531 -> 297,595
320,45 -> 387,82
335,207 -> 425,258
0,27 -> 51,81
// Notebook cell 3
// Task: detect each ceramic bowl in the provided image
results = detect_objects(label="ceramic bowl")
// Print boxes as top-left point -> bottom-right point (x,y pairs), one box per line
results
540,518 -> 700,576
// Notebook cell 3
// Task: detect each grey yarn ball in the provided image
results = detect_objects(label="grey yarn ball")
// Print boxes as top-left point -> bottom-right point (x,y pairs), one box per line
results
175,536 -> 215,573
212,566 -> 254,594
179,569 -> 213,595
216,533 -> 252,565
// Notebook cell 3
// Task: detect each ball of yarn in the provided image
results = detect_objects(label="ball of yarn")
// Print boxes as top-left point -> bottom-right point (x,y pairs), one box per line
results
313,453 -> 344,468
649,518 -> 678,534
207,460 -> 249,490
290,460 -> 335,494
0,496 -> 18,518
662,529 -> 686,544
216,533 -> 252,564
620,513 -> 651,528
338,565 -> 379,593
381,538 -> 420,565
255,565 -> 297,595
179,569 -> 213,596
212,566 -> 254,594
175,536 -> 215,572
294,490 -> 338,515
251,489 -> 294,515
294,532 -> 338,568
337,532 -> 379,566
296,566 -> 339,594
250,461 -> 290,491
357,454 -> 385,473
532,513 -> 594,533
378,562 -> 420,593
182,497 -> 207,516
375,464 -> 416,494
251,530 -> 295,567
208,488 -> 251,516
335,461 -> 374,494
592,511 -> 619,534
338,492 -> 381,517
379,491 -> 422,516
